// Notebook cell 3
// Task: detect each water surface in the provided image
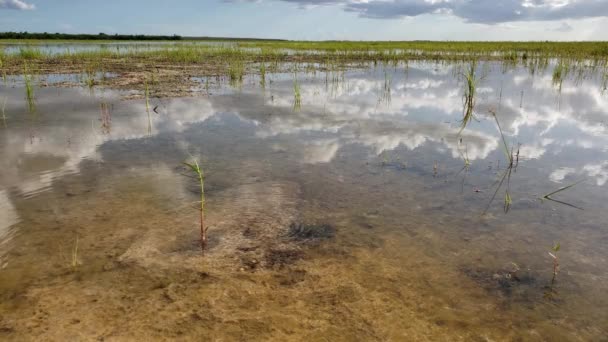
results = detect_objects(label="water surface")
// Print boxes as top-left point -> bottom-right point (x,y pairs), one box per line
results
1,61 -> 607,340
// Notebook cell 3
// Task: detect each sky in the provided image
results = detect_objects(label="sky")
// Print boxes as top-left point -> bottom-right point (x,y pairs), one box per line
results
1,0 -> 608,40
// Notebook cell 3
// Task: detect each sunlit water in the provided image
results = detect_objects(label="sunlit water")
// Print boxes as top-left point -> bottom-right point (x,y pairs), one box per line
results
1,61 -> 607,340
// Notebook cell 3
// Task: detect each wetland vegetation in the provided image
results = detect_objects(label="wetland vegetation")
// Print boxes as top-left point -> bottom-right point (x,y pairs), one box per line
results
1,38 -> 608,340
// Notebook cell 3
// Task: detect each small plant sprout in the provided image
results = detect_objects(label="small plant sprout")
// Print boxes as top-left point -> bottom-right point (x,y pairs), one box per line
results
549,242 -> 560,281
183,158 -> 208,252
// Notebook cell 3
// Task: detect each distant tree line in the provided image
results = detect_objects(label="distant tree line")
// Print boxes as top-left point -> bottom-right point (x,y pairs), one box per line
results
0,32 -> 182,40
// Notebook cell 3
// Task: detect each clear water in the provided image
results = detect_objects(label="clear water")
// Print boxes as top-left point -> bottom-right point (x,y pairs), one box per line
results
1,61 -> 607,340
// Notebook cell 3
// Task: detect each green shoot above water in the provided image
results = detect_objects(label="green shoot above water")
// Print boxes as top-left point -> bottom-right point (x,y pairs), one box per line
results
183,159 -> 208,252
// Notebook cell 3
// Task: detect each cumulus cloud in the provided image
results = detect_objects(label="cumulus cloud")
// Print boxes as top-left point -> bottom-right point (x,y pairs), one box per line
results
245,0 -> 608,24
0,0 -> 35,10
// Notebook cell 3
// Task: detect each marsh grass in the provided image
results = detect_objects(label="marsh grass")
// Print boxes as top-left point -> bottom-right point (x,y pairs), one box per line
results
82,62 -> 100,91
459,61 -> 480,134
23,64 -> 36,113
259,63 -> 266,88
0,49 -> 6,83
19,47 -> 44,60
377,70 -> 392,106
293,75 -> 301,112
228,58 -> 245,88
552,61 -> 569,93
183,158 -> 207,252
483,109 -> 519,215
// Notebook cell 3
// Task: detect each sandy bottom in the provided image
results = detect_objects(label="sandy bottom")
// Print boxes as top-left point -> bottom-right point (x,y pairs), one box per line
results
1,159 -> 606,342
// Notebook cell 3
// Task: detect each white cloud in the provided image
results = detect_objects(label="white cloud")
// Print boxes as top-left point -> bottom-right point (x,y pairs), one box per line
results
243,0 -> 608,24
0,0 -> 35,10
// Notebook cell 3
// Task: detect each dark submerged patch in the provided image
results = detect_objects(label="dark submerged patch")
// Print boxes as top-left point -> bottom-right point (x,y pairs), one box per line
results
287,222 -> 335,241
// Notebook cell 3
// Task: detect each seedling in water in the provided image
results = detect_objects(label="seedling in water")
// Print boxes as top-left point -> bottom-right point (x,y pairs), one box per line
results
183,159 -> 208,252
549,242 -> 560,281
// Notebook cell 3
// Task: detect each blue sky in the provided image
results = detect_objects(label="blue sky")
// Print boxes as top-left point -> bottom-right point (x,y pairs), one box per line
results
1,0 -> 607,40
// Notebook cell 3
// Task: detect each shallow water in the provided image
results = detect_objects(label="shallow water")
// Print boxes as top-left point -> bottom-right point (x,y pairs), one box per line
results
1,41 -> 233,55
1,61 -> 608,340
